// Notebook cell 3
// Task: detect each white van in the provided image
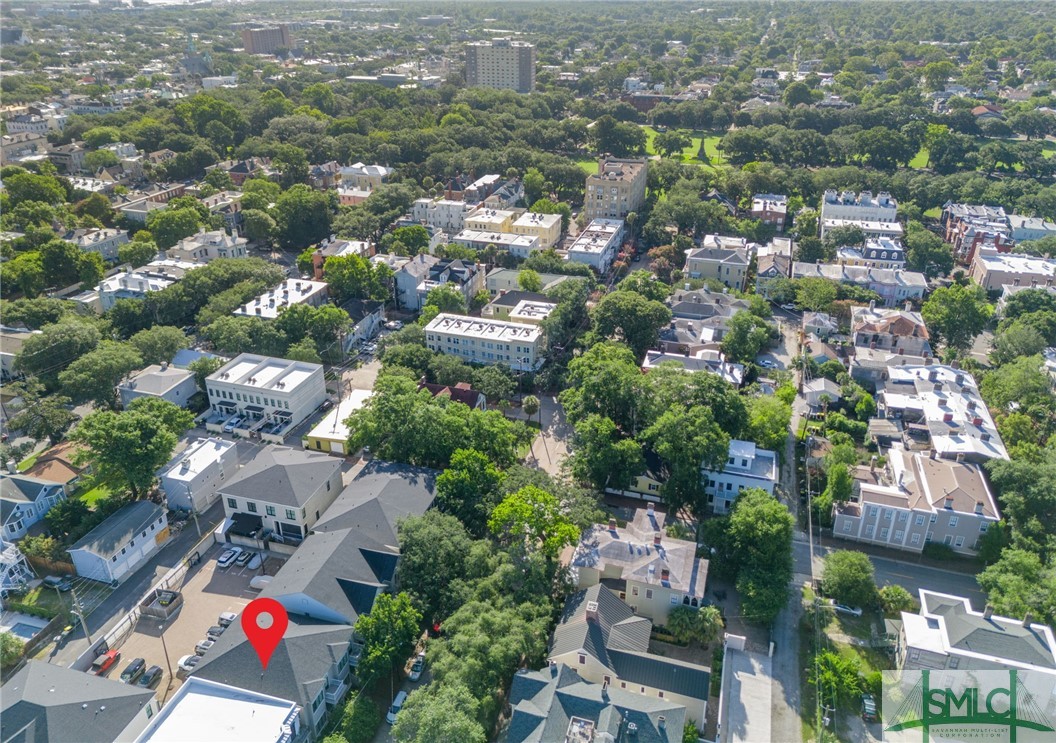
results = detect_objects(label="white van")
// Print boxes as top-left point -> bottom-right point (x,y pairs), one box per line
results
385,691 -> 407,724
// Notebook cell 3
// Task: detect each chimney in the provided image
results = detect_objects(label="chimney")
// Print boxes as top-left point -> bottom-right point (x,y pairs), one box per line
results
1023,612 -> 1033,628
956,452 -> 965,463
904,300 -> 912,311
608,517 -> 617,532
869,299 -> 876,310
653,532 -> 662,547
660,567 -> 670,582
983,605 -> 994,619
870,455 -> 877,472
929,449 -> 937,460
658,716 -> 666,731
585,601 -> 599,623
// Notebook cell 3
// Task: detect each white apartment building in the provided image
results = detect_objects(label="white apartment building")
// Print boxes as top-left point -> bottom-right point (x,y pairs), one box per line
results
205,353 -> 328,438
233,279 -> 329,320
819,190 -> 898,224
158,437 -> 239,514
452,229 -> 540,259
94,259 -> 200,312
165,228 -> 247,263
833,447 -> 1000,556
68,227 -> 129,262
820,218 -> 905,240
465,38 -> 536,93
702,440 -> 779,514
566,218 -> 623,272
411,197 -> 476,232
425,313 -> 545,371
511,211 -> 563,249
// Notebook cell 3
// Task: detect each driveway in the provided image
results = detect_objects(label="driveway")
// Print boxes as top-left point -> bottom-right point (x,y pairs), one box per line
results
511,394 -> 573,477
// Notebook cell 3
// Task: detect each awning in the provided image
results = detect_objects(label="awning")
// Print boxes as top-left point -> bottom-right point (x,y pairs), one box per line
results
274,410 -> 293,419
217,400 -> 236,409
244,404 -> 264,413
227,512 -> 263,537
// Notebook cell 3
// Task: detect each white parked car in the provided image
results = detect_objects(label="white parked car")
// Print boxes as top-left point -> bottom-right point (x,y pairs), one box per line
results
217,548 -> 241,568
780,303 -> 798,311
828,600 -> 864,617
409,651 -> 425,681
222,417 -> 243,433
177,654 -> 200,673
386,691 -> 408,724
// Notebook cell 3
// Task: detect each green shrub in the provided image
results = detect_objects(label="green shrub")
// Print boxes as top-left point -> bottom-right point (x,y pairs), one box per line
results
5,601 -> 58,619
337,696 -> 380,743
1,631 -> 25,668
921,542 -> 957,561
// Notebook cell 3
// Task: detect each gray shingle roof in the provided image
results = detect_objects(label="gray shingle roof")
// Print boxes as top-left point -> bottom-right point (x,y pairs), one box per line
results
550,585 -> 710,702
190,616 -> 354,712
0,660 -> 156,743
313,460 -> 436,538
923,593 -> 1056,669
218,445 -> 342,508
506,664 -> 686,743
69,501 -> 164,557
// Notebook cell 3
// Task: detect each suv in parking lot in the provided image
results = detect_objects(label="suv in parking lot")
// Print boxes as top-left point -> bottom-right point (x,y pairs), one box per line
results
217,548 -> 242,568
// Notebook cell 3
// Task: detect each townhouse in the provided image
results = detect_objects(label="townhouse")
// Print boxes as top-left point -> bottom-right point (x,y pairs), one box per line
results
218,445 -> 343,544
425,313 -> 545,372
836,237 -> 907,270
792,262 -> 927,306
164,229 -> 247,263
833,447 -> 1000,555
65,227 -> 129,262
566,219 -> 623,273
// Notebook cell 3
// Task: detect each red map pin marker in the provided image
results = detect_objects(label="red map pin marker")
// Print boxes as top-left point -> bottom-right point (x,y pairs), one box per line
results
242,597 -> 289,671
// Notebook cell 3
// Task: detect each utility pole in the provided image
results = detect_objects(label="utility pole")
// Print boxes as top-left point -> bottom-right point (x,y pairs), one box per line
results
184,483 -> 201,537
71,588 -> 92,644
158,624 -> 174,693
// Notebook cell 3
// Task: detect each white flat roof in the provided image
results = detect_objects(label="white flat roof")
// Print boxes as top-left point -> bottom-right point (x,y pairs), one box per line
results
306,389 -> 372,442
233,279 -> 329,320
134,677 -> 299,743
823,218 -> 904,234
454,229 -> 538,249
568,219 -> 622,255
208,353 -> 323,392
426,312 -> 542,343
160,438 -> 236,483
513,212 -> 562,229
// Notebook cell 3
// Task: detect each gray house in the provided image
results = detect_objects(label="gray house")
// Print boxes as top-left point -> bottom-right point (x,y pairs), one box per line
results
117,363 -> 197,409
0,660 -> 159,743
68,502 -> 169,584
507,663 -> 687,743
192,460 -> 437,741
0,474 -> 66,541
218,446 -> 343,544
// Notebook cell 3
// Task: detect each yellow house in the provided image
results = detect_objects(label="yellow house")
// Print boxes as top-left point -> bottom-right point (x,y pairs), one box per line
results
511,212 -> 563,249
566,504 -> 709,625
303,389 -> 371,455
464,208 -> 514,233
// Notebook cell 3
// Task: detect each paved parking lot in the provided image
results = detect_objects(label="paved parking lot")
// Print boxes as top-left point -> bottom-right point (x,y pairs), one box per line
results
111,542 -> 284,702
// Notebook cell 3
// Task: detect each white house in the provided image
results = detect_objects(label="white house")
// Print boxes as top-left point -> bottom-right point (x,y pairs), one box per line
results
69,502 -> 170,584
117,363 -> 197,409
218,446 -> 343,544
233,279 -> 329,320
566,219 -> 623,273
0,475 -> 67,541
158,438 -> 239,514
702,440 -> 779,513
205,354 -> 328,440
338,298 -> 385,354
66,228 -> 129,262
164,229 -> 247,263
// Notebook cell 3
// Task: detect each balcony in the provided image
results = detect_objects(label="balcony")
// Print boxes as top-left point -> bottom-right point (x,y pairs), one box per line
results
324,677 -> 351,706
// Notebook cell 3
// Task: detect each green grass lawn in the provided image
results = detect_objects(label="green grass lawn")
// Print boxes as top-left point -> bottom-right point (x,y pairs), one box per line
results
17,452 -> 40,472
1043,145 -> 1056,159
909,147 -> 929,169
14,585 -> 68,618
576,158 -> 597,175
76,477 -> 115,508
923,207 -> 942,219
640,125 -> 723,169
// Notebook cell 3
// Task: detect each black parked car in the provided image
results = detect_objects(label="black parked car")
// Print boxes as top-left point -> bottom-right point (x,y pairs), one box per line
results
120,658 -> 146,684
137,666 -> 163,689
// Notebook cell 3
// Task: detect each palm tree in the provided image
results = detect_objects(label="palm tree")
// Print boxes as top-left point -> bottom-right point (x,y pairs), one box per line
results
697,605 -> 724,646
522,395 -> 540,428
666,605 -> 698,644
